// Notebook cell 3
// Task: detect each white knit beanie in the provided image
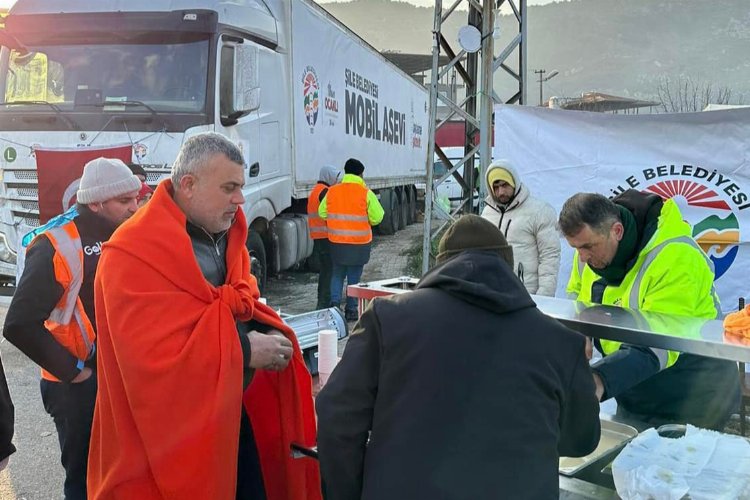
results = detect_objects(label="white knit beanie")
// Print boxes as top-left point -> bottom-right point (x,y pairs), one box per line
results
76,157 -> 142,204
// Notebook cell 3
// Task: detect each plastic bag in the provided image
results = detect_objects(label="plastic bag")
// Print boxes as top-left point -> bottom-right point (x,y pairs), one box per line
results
612,425 -> 750,500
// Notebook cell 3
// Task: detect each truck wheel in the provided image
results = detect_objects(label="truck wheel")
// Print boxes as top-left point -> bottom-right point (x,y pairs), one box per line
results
246,231 -> 267,294
377,188 -> 398,235
398,188 -> 409,227
407,186 -> 418,224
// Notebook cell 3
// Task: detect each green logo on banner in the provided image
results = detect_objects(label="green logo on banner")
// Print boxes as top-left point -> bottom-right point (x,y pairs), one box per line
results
3,147 -> 16,163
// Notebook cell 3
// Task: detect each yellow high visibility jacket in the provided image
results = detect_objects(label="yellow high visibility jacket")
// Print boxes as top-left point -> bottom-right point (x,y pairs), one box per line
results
567,199 -> 720,370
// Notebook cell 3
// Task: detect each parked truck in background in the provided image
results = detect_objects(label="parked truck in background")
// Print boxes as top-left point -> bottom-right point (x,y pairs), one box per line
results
0,0 -> 429,290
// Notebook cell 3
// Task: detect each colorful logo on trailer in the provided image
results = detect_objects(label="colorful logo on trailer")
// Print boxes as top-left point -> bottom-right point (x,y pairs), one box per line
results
646,179 -> 740,279
302,66 -> 320,128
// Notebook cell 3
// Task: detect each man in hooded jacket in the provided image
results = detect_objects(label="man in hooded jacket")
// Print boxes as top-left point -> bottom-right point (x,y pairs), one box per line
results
316,214 -> 600,500
307,166 -> 340,309
480,159 -> 560,296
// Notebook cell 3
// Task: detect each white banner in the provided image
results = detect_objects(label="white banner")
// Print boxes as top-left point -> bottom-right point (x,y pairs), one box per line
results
290,1 -> 429,192
494,104 -> 750,313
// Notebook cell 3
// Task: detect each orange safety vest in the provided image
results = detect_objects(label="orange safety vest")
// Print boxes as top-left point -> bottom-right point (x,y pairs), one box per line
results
325,182 -> 372,245
37,221 -> 96,381
307,183 -> 329,240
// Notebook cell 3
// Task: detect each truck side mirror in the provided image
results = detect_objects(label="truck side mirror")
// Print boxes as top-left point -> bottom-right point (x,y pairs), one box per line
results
234,44 -> 260,113
220,41 -> 260,126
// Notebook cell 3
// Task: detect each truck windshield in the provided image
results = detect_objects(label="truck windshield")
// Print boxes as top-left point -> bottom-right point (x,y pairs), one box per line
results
1,34 -> 209,113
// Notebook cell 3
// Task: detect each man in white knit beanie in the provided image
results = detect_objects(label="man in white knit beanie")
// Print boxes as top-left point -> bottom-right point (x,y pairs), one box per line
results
3,156 -> 140,500
76,157 -> 143,226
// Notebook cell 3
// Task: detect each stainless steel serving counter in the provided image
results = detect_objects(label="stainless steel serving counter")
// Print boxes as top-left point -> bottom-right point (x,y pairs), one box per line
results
533,295 -> 750,363
348,278 -> 750,363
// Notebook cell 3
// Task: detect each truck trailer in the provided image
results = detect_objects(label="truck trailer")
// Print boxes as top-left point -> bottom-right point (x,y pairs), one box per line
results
0,0 -> 429,289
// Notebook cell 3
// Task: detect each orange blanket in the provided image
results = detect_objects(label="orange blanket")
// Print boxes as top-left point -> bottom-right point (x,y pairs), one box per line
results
89,180 -> 321,499
724,305 -> 750,339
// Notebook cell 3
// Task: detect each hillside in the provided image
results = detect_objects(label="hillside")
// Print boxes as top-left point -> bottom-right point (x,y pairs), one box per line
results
319,0 -> 750,104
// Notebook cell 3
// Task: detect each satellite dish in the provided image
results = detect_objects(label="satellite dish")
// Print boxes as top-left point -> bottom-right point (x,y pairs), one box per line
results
457,25 -> 482,54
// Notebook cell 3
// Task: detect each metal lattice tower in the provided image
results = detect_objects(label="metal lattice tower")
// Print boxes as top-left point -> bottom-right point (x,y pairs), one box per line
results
422,0 -> 527,274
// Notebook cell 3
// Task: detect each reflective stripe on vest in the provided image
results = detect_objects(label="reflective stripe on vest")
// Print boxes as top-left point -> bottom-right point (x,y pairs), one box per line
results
628,236 -> 721,316
325,182 -> 372,244
308,183 -> 328,240
41,222 -> 96,381
599,236 -> 718,370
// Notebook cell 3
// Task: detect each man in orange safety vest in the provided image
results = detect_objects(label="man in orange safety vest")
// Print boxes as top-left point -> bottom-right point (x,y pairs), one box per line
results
319,158 -> 384,321
307,166 -> 340,309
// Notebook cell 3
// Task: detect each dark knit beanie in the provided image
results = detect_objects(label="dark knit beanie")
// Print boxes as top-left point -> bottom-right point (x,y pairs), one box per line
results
344,158 -> 365,176
436,214 -> 514,267
127,163 -> 147,178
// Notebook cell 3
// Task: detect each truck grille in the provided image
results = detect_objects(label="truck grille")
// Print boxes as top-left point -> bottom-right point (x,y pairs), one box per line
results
3,166 -> 167,229
16,187 -> 38,198
13,170 -> 38,181
3,169 -> 40,228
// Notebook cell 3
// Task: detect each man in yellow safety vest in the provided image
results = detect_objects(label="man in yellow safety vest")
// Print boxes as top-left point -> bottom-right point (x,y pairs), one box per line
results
319,158 -> 384,321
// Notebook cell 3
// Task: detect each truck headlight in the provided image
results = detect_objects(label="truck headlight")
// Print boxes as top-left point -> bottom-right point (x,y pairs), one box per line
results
0,233 -> 17,264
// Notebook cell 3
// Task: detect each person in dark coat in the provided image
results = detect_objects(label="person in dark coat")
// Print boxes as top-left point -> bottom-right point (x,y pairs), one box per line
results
316,214 -> 601,500
0,356 -> 15,471
4,157 -> 141,500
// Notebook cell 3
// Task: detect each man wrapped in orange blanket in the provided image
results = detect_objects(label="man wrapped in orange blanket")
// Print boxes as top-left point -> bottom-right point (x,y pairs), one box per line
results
89,133 -> 321,500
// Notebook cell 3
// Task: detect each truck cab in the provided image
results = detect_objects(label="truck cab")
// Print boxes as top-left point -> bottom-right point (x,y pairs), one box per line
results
0,0 -> 428,288
0,0 -> 291,286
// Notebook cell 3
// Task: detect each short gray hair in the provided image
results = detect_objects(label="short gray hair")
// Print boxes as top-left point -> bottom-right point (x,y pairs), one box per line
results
171,132 -> 245,184
558,193 -> 621,237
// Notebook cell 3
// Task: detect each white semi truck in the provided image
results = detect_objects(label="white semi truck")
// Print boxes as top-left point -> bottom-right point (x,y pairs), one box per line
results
0,0 -> 429,289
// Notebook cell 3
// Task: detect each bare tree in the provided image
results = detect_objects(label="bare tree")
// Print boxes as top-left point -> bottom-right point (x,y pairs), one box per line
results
656,76 -> 745,113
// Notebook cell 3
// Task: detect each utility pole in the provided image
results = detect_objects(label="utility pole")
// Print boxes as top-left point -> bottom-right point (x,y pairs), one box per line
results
534,68 -> 558,106
535,69 -> 546,106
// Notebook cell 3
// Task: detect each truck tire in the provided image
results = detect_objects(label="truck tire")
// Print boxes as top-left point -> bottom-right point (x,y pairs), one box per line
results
246,231 -> 267,294
377,188 -> 398,235
398,188 -> 409,228
407,186 -> 418,224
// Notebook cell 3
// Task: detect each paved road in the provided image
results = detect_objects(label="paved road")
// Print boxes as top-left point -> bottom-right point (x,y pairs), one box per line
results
0,221 -> 423,499
265,222 -> 422,315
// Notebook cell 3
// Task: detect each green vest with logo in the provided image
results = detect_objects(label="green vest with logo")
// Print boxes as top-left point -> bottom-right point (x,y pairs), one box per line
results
566,199 -> 720,368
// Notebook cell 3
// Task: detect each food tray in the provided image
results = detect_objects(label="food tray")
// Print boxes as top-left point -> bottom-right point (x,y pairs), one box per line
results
559,419 -> 639,476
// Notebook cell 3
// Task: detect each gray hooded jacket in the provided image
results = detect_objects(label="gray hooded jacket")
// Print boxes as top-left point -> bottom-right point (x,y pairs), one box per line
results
318,165 -> 340,186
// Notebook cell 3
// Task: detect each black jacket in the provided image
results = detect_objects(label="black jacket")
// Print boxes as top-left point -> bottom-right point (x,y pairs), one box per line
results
329,241 -> 371,267
0,357 -> 15,462
316,250 -> 600,500
186,221 -> 275,387
3,206 -> 114,382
